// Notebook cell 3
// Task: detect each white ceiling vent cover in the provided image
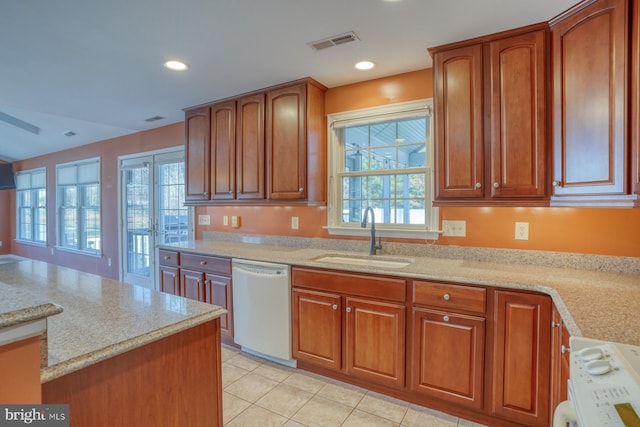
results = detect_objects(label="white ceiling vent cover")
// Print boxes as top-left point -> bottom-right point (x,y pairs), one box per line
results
308,31 -> 360,50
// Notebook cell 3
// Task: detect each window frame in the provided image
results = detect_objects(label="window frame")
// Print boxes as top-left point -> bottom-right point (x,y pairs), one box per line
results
56,157 -> 102,255
326,99 -> 439,240
15,167 -> 47,245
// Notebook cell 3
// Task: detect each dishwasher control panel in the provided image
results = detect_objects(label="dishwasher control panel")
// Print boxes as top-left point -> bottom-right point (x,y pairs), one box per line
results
568,336 -> 640,427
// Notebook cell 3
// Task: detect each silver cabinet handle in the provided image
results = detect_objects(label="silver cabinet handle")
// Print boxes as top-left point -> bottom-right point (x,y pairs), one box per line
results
493,182 -> 499,188
163,255 -> 170,260
552,321 -> 560,328
200,260 -> 207,265
443,293 -> 450,301
332,304 -> 338,310
561,345 -> 570,354
475,182 -> 482,188
346,307 -> 352,313
552,180 -> 562,187
443,315 -> 450,322
299,187 -> 304,192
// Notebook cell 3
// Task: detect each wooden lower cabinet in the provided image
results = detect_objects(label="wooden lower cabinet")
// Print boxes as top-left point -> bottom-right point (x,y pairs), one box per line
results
491,290 -> 552,427
345,297 -> 405,388
158,251 -> 233,340
291,267 -> 406,389
292,288 -> 341,370
204,273 -> 234,338
410,307 -> 485,409
159,265 -> 180,296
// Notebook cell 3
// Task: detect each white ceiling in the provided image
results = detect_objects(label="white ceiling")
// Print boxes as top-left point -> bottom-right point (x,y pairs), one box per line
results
0,0 -> 578,162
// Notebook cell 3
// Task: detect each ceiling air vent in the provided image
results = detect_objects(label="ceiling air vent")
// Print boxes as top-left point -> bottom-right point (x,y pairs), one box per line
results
144,115 -> 165,123
63,130 -> 76,137
308,31 -> 360,51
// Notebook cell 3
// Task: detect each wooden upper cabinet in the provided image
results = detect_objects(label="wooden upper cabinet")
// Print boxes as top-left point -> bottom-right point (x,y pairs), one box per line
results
433,44 -> 484,199
184,77 -> 326,206
236,93 -> 265,200
266,83 -> 308,200
487,30 -> 547,198
550,0 -> 631,202
431,24 -> 549,205
210,100 -> 236,200
631,0 -> 640,196
184,107 -> 210,201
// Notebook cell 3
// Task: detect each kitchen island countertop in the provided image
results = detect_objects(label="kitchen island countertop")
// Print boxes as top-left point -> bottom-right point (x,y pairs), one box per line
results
160,239 -> 640,346
0,260 -> 226,383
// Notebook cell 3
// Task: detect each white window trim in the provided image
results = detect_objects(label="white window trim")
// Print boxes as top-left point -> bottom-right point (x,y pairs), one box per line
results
325,99 -> 439,241
55,157 -> 102,255
15,167 -> 47,246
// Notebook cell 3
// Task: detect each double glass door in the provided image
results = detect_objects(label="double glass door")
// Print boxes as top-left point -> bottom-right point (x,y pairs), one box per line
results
120,150 -> 190,288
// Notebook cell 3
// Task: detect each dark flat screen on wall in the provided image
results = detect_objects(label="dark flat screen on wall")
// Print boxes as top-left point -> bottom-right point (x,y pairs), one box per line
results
0,163 -> 16,190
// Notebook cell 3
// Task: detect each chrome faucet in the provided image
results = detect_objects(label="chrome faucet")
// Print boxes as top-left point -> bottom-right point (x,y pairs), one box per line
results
361,206 -> 382,255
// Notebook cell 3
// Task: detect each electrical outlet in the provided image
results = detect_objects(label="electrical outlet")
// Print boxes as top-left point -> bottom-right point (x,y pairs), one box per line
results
442,220 -> 466,237
231,216 -> 240,228
223,216 -> 229,226
198,215 -> 210,225
291,217 -> 299,230
515,222 -> 529,240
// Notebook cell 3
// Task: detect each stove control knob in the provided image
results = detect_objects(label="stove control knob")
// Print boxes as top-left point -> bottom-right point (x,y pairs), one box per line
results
585,359 -> 611,376
578,346 -> 604,361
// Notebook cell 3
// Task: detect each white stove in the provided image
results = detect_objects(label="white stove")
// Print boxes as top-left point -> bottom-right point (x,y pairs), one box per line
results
554,336 -> 640,427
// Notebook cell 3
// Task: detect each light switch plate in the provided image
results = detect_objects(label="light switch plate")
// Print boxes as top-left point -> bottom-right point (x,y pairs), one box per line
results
515,222 -> 529,240
442,220 -> 466,237
291,217 -> 299,230
198,215 -> 211,225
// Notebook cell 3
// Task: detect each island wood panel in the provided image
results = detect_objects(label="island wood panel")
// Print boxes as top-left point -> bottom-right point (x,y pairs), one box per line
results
0,336 -> 41,403
42,320 -> 222,427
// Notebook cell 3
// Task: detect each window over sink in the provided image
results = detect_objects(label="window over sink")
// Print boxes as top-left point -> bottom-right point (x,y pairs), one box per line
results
326,99 -> 439,239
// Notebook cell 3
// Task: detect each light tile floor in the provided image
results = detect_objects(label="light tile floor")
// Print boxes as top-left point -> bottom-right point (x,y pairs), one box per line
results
221,346 -> 487,427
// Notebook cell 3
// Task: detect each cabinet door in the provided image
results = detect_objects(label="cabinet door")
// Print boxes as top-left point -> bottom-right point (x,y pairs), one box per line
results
550,306 -> 570,425
492,291 -> 551,427
345,297 -> 406,388
210,100 -> 236,200
488,30 -> 548,198
181,268 -> 205,301
159,265 -> 181,296
433,44 -> 484,199
185,107 -> 210,201
236,93 -> 265,200
266,83 -> 307,200
411,308 -> 485,409
204,273 -> 233,338
292,288 -> 341,370
551,0 -> 628,196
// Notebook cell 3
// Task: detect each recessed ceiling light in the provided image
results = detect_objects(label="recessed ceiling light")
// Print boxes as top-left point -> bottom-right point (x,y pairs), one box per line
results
355,61 -> 375,70
163,60 -> 189,71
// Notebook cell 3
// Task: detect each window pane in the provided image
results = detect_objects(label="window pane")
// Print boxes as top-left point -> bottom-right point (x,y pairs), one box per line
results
61,208 -> 77,248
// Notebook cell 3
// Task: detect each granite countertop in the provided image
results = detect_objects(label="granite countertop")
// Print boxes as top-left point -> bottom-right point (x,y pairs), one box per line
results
0,281 -> 63,328
161,239 -> 640,346
0,260 -> 226,383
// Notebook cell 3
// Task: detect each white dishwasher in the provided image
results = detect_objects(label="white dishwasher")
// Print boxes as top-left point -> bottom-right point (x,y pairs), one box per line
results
231,259 -> 294,366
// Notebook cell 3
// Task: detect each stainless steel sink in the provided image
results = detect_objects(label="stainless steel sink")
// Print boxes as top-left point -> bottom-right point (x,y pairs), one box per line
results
312,254 -> 413,269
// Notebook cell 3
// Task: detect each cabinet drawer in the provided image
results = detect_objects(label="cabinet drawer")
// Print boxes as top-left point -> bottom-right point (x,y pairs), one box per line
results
180,253 -> 231,275
159,250 -> 179,267
413,281 -> 486,314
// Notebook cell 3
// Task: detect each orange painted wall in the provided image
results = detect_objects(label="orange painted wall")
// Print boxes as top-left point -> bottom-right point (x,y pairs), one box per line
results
5,67 -> 640,270
197,68 -> 640,258
0,336 -> 42,403
9,123 -> 184,279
